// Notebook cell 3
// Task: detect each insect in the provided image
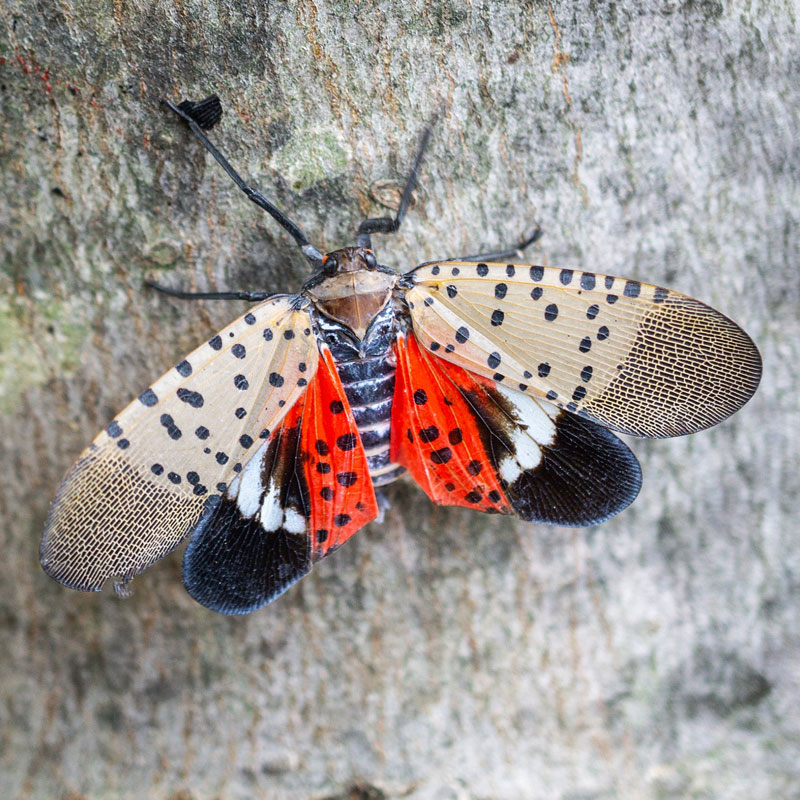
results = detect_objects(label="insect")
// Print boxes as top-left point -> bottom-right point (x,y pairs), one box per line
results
40,96 -> 762,615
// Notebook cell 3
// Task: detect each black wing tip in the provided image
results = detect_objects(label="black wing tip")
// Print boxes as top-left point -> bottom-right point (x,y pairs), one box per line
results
176,95 -> 223,130
181,496 -> 312,615
506,412 -> 643,528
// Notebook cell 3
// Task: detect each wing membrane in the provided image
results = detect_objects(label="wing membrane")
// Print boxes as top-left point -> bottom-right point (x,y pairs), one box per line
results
41,295 -> 319,592
405,262 -> 761,437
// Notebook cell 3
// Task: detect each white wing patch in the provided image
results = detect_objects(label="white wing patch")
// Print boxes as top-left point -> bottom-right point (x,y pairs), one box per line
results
492,384 -> 557,482
41,295 -> 319,591
406,261 -> 761,438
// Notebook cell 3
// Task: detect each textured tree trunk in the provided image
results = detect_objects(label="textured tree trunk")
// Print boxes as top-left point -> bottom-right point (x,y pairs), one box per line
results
1,2 -> 797,798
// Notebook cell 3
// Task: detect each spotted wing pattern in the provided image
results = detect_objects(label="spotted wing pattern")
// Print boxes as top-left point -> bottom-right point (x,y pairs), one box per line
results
405,262 -> 762,438
182,345 -> 378,614
392,332 -> 512,514
41,295 -> 319,593
392,331 -> 642,526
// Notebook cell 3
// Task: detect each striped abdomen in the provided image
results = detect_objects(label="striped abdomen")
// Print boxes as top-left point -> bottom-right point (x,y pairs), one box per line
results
335,356 -> 405,487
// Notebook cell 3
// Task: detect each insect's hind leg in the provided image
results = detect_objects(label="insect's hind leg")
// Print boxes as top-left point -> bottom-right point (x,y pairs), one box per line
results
458,226 -> 544,262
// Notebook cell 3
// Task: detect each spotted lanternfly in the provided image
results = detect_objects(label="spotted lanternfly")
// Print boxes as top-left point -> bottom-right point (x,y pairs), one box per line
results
40,96 -> 762,614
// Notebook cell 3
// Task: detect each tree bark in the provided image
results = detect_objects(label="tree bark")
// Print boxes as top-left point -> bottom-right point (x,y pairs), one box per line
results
1,1 -> 797,798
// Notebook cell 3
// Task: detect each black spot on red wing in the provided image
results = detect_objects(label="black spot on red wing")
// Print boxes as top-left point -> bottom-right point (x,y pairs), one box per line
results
465,490 -> 482,503
316,462 -> 331,474
315,439 -> 330,455
467,460 -> 483,476
419,425 -> 440,443
413,389 -> 428,405
330,400 -> 344,414
448,428 -> 463,445
336,433 -> 358,451
334,514 -> 351,527
407,428 -> 413,442
488,490 -> 501,503
316,529 -> 329,543
445,482 -> 455,492
336,472 -> 358,487
320,487 -> 334,501
430,447 -> 452,464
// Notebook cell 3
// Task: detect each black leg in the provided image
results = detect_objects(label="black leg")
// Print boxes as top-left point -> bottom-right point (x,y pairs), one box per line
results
145,278 -> 274,303
165,97 -> 324,268
356,110 -> 440,249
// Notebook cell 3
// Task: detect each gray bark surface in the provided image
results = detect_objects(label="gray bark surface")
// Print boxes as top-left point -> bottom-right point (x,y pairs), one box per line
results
1,2 -> 798,798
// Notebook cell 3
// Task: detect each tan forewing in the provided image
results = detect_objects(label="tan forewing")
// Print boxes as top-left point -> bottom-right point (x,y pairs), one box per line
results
405,262 -> 761,438
41,295 -> 319,591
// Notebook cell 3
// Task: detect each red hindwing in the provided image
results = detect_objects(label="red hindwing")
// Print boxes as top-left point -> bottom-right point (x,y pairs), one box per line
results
391,332 -> 512,515
285,346 -> 379,558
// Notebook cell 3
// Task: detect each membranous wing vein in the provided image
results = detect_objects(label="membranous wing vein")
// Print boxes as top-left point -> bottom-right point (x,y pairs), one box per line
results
405,262 -> 762,437
41,295 -> 319,592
